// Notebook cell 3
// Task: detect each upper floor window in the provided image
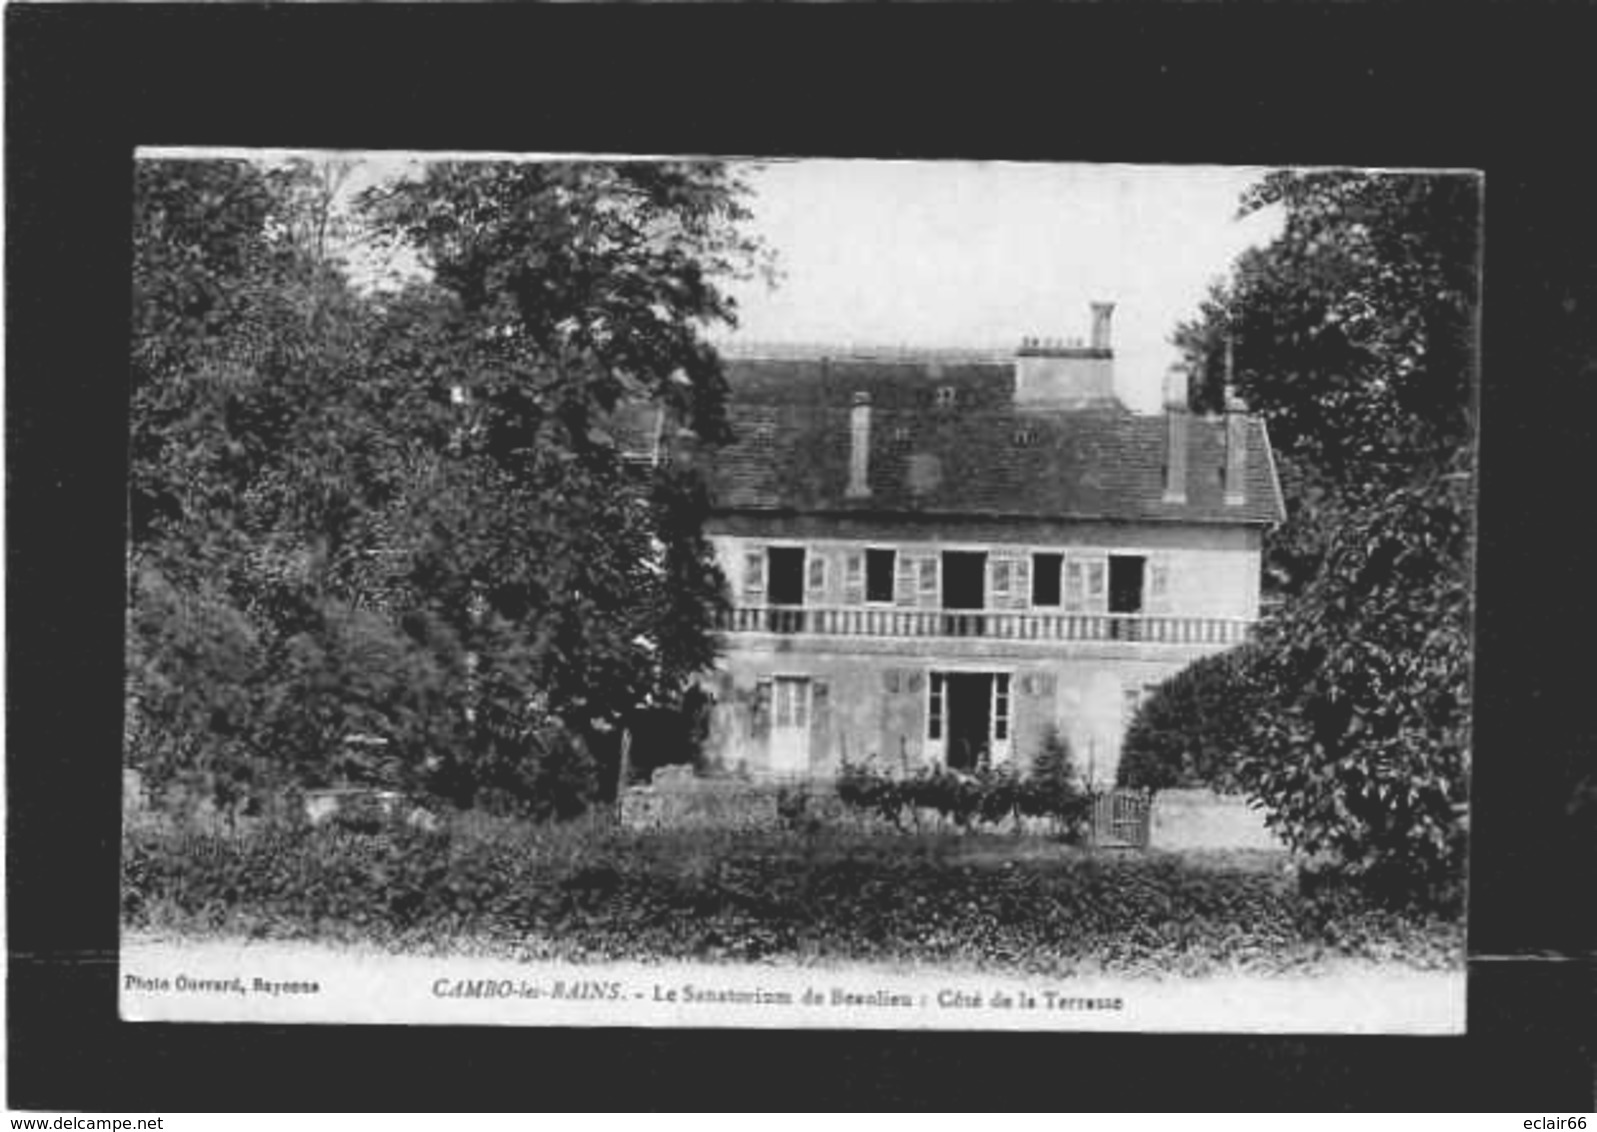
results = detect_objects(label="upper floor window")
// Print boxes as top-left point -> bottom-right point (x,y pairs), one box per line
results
935,386 -> 957,408
866,548 -> 896,604
1032,552 -> 1063,607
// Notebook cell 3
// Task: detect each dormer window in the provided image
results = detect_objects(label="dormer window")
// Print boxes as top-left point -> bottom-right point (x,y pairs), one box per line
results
935,386 -> 957,408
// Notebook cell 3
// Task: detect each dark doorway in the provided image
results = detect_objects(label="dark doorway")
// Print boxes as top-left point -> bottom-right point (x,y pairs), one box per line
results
766,547 -> 805,632
1109,555 -> 1145,614
1032,552 -> 1063,607
1109,554 -> 1145,640
866,548 -> 896,604
945,673 -> 992,770
768,548 -> 805,604
941,551 -> 987,636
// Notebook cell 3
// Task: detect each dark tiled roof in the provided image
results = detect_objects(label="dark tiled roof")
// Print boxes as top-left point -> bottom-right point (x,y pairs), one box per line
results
720,355 -> 1018,412
694,357 -> 1285,525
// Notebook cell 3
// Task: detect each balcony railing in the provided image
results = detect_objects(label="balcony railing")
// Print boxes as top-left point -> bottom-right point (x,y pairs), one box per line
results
722,604 -> 1253,645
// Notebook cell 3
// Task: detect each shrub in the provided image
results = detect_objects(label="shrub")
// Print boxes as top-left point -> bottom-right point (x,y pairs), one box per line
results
1019,727 -> 1091,839
837,735 -> 1087,837
122,818 -> 1463,974
1118,645 -> 1263,793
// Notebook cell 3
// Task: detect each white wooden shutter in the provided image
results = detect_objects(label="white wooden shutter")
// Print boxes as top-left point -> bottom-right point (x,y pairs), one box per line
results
806,550 -> 828,604
990,553 -> 1029,610
1064,558 -> 1086,612
843,551 -> 865,605
1085,558 -> 1108,613
990,558 -> 1012,607
1012,556 -> 1031,610
895,553 -> 918,607
917,555 -> 939,607
742,547 -> 766,602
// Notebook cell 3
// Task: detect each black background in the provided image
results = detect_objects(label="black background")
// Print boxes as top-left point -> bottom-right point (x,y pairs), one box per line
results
8,3 -> 1595,1112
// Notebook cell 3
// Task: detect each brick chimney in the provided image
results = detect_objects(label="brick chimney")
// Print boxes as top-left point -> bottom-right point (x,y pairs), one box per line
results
1224,385 -> 1248,506
1014,301 -> 1117,410
847,391 -> 871,498
1162,365 -> 1190,504
1090,301 -> 1116,351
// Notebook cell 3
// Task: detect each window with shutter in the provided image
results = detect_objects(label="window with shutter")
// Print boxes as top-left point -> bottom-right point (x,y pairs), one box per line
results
865,548 -> 895,604
1012,557 -> 1030,610
1033,553 -> 1062,607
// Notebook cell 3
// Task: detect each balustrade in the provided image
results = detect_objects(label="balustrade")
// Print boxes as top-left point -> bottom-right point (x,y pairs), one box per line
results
721,604 -> 1252,645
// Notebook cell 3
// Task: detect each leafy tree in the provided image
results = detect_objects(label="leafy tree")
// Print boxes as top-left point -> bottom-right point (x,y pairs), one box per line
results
1174,171 -> 1478,897
1118,646 -> 1264,793
357,162 -> 766,770
1241,460 -> 1472,894
127,157 -> 766,821
1174,171 -> 1479,595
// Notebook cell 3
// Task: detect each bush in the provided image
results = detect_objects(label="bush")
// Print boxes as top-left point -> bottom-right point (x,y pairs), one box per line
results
838,731 -> 1088,837
1019,727 -> 1091,839
121,819 -> 1464,974
1118,646 -> 1263,793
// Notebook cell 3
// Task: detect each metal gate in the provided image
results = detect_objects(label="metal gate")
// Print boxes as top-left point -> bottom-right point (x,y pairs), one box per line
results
1090,789 -> 1150,848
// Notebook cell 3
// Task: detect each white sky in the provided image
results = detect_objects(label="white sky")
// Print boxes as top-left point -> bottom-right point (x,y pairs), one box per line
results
142,150 -> 1283,414
720,160 -> 1283,413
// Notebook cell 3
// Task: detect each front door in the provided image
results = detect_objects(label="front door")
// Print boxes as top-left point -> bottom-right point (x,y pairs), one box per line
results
945,672 -> 993,771
770,676 -> 811,775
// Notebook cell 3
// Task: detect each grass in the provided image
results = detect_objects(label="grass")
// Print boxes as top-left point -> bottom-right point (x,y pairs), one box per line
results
121,813 -> 1464,978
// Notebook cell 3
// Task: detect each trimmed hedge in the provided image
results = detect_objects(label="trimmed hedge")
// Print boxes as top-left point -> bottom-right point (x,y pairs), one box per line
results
1118,645 -> 1264,793
122,820 -> 1463,975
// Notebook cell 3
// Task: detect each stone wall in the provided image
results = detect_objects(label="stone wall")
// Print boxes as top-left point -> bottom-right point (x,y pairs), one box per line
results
1147,789 -> 1284,851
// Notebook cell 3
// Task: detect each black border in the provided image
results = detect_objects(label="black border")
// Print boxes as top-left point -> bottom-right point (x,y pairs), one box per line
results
9,3 -> 1596,1112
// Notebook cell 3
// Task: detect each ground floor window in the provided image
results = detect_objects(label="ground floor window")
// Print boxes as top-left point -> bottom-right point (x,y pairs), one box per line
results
770,676 -> 811,774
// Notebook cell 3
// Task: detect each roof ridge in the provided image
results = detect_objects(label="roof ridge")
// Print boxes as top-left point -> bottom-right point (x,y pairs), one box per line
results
717,340 -> 1012,363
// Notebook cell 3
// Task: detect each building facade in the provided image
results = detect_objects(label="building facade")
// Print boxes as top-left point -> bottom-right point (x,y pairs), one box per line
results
690,304 -> 1284,787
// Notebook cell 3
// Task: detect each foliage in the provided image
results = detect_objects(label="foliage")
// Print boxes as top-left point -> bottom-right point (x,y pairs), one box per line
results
126,157 -> 764,822
838,732 -> 1088,838
1018,727 -> 1091,836
1118,647 -> 1264,793
1174,170 -> 1478,595
1241,465 -> 1472,896
356,160 -> 763,744
122,820 -> 1463,976
1173,171 -> 1477,899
